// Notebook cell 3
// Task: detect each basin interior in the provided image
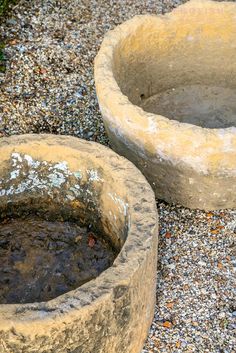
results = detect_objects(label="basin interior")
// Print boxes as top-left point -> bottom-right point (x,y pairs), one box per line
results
113,12 -> 236,128
0,151 -> 128,304
0,217 -> 117,304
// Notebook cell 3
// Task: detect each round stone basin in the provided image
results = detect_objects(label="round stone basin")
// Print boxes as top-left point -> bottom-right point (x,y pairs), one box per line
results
94,0 -> 236,210
0,134 -> 158,353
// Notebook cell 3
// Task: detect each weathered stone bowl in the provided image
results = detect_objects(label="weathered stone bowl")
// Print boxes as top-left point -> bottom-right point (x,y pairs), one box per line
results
0,134 -> 158,353
95,0 -> 236,210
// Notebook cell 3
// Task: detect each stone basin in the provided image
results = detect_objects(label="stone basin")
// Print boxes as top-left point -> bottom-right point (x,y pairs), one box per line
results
95,0 -> 236,210
0,134 -> 158,353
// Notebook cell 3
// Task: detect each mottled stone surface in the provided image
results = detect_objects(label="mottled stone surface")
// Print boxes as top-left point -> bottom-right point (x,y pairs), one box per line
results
0,134 -> 158,353
94,0 -> 236,210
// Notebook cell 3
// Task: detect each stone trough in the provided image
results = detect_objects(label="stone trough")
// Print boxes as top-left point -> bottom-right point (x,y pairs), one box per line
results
95,0 -> 236,210
0,134 -> 158,353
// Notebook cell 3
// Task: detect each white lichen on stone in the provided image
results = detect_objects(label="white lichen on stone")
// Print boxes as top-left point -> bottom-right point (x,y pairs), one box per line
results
69,185 -> 81,195
73,171 -> 82,179
108,192 -> 128,216
53,161 -> 69,172
0,189 -> 6,197
87,169 -> 103,182
10,170 -> 20,180
66,195 -> 76,201
47,172 -> 67,187
0,154 -> 87,202
24,154 -> 41,168
12,152 -> 23,166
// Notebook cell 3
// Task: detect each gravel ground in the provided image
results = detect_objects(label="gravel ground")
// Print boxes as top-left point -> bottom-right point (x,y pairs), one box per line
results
0,1 -> 235,352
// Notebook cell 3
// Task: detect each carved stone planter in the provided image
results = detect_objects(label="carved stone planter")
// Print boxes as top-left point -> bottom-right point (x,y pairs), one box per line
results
95,0 -> 236,210
0,134 -> 158,353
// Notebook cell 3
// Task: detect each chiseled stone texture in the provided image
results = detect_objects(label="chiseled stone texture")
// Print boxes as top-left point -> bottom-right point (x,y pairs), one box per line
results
94,0 -> 236,210
0,134 -> 158,353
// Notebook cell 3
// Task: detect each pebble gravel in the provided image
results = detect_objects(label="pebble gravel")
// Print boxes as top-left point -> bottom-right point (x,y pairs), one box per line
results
0,1 -> 235,352
144,202 -> 236,353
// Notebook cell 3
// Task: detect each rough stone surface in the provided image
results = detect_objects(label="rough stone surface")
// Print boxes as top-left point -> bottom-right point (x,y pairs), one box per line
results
0,134 -> 158,353
95,0 -> 236,210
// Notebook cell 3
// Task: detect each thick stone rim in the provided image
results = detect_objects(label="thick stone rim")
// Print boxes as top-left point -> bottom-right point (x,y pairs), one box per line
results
0,134 -> 158,335
94,0 -> 236,175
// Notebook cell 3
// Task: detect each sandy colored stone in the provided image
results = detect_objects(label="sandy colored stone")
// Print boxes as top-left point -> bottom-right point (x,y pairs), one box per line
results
94,0 -> 236,210
0,134 -> 158,353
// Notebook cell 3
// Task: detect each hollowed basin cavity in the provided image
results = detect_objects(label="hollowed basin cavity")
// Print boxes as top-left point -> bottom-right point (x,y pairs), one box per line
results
0,218 -> 117,304
0,134 -> 158,353
95,0 -> 236,210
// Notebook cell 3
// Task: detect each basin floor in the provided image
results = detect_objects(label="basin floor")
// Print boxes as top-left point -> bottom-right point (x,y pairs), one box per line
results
140,84 -> 236,128
0,217 -> 116,304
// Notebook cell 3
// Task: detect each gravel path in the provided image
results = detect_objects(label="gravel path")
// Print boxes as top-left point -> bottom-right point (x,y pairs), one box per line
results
0,1 -> 235,352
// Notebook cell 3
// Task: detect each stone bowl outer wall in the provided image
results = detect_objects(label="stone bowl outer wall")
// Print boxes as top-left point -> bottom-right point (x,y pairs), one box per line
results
94,0 -> 236,210
0,134 -> 158,353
